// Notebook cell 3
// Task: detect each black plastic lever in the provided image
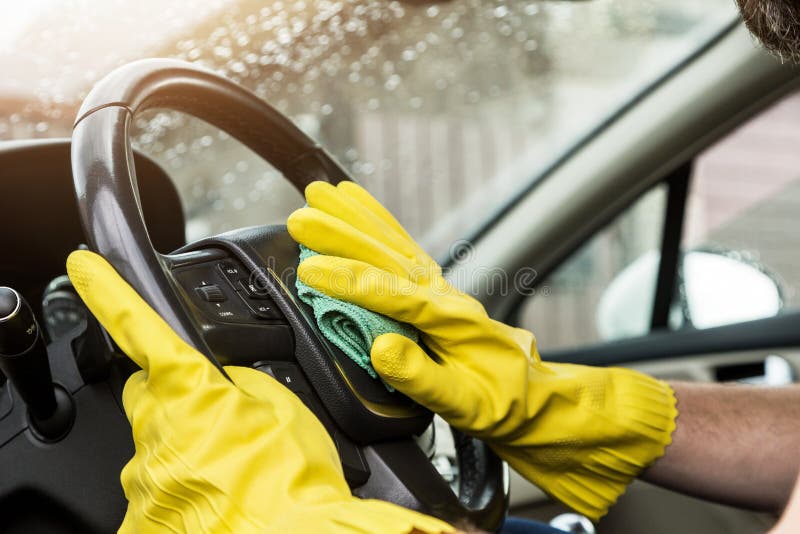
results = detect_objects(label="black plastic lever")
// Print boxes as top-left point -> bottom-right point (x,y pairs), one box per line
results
0,287 -> 74,440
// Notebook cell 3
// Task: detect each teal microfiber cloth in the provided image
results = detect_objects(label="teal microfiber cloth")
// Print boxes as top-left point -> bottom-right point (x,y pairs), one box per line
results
295,245 -> 419,391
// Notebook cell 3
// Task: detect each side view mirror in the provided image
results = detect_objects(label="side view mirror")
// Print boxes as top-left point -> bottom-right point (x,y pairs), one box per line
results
597,249 -> 784,341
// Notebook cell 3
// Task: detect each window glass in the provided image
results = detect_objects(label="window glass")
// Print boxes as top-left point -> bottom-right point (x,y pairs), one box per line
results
519,91 -> 800,353
518,185 -> 667,350
1,0 -> 737,252
679,91 -> 800,328
129,111 -> 304,240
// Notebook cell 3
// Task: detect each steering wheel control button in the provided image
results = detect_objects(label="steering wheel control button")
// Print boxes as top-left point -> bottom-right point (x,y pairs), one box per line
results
174,261 -> 287,326
237,279 -> 270,299
255,363 -> 371,485
175,264 -> 237,313
255,362 -> 311,394
217,261 -> 244,286
269,363 -> 305,391
243,298 -> 283,320
195,285 -> 227,303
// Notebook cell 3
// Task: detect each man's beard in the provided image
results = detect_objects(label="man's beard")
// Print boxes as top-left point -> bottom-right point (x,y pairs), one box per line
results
736,0 -> 800,62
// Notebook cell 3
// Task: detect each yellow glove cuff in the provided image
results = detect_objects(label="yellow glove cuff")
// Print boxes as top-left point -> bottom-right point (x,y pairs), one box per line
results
494,366 -> 677,521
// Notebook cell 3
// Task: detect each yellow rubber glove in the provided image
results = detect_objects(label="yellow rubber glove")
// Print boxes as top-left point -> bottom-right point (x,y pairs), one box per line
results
66,250 -> 454,534
287,181 -> 678,521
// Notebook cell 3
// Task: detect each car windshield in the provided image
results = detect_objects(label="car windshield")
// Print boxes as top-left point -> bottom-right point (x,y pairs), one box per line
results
0,0 -> 738,258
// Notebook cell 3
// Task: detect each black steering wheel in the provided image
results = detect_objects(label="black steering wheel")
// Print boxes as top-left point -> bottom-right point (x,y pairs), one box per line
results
71,58 -> 508,530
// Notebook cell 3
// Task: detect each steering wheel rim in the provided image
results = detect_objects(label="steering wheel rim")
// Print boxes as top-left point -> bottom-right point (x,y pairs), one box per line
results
71,58 -> 350,366
70,58 -> 508,529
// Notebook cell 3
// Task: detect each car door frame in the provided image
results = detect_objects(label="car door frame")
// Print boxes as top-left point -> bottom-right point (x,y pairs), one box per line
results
446,22 -> 800,370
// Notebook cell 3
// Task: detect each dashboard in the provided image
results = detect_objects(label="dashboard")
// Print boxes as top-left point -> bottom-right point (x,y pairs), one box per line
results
0,139 -> 185,315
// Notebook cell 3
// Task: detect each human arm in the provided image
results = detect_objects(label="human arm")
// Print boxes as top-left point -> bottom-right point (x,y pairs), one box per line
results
644,381 -> 800,512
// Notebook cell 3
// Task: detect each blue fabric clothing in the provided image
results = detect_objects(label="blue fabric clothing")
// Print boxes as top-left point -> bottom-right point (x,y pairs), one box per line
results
499,517 -> 569,534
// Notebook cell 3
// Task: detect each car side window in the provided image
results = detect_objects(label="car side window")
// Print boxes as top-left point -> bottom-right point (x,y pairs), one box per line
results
518,185 -> 667,350
679,93 -> 800,327
518,91 -> 800,352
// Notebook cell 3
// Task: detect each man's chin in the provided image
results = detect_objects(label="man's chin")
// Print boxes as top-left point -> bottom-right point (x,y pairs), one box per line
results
736,0 -> 800,62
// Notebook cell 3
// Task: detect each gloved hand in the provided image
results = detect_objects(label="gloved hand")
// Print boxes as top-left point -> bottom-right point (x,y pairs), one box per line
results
288,181 -> 678,521
66,250 -> 454,534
